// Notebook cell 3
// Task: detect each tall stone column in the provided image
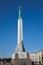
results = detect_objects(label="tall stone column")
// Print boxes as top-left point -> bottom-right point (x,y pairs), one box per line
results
16,7 -> 25,52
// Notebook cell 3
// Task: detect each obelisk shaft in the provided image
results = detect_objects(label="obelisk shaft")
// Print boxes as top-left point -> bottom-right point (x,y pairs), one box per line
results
16,7 -> 25,52
18,8 -> 23,44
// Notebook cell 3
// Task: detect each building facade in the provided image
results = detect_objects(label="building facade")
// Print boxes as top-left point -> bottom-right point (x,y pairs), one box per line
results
29,50 -> 43,64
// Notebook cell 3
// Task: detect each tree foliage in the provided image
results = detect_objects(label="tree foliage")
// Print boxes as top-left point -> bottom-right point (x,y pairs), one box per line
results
1,58 -> 11,62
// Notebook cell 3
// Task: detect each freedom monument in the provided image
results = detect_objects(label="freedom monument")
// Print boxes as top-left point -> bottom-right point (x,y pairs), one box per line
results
11,7 -> 32,65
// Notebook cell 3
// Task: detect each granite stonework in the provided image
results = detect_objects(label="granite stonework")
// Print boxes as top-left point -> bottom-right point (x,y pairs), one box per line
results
11,52 -> 32,65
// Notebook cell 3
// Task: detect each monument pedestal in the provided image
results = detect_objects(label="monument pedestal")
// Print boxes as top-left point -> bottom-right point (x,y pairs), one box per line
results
11,52 -> 32,65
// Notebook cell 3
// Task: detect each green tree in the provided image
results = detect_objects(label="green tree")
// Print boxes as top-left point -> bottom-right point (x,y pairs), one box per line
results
1,58 -> 11,62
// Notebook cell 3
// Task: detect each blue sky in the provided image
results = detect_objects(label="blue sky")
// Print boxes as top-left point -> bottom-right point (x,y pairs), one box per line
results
0,0 -> 43,58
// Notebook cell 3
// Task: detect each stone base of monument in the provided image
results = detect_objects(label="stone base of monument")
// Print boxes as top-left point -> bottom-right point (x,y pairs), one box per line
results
11,52 -> 32,65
